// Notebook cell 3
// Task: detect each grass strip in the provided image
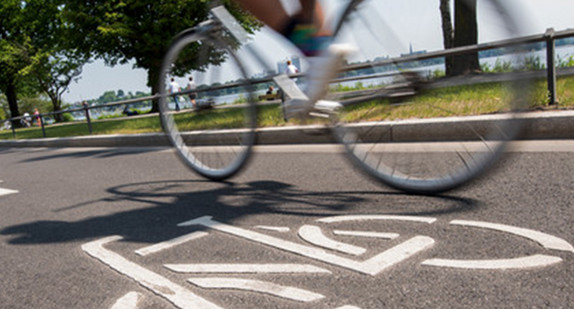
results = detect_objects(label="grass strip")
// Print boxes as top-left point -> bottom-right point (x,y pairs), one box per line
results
1,76 -> 573,141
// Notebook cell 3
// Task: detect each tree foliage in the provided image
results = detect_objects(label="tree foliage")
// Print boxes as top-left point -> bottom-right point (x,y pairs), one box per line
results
0,0 -> 28,119
62,0 -> 260,113
0,0 -> 90,122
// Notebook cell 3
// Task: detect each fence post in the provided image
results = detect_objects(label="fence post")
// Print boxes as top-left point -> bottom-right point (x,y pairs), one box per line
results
11,119 -> 16,139
83,103 -> 93,134
39,115 -> 46,138
545,28 -> 557,105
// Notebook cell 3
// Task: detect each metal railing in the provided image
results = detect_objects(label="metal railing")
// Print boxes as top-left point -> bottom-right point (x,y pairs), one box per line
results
2,27 -> 574,139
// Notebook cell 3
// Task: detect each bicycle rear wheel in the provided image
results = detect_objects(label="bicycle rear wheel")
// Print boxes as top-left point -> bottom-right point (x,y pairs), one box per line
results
159,27 -> 256,181
329,0 -> 532,194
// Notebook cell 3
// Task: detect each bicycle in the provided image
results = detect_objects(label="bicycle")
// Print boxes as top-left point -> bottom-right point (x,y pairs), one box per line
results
158,0 -> 532,194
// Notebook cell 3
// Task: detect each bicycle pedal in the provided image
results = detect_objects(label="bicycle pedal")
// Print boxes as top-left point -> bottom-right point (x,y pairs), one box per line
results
308,112 -> 330,119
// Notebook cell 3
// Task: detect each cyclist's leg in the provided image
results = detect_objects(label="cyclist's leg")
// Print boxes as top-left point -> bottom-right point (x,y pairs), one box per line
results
235,0 -> 328,56
235,0 -> 341,118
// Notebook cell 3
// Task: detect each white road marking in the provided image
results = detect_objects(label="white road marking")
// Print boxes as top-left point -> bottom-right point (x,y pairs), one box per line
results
451,220 -> 574,253
317,215 -> 437,224
82,236 -> 222,309
165,263 -> 331,274
334,230 -> 400,239
0,188 -> 18,197
254,226 -> 290,233
422,254 -> 563,270
334,306 -> 362,309
188,278 -> 325,302
135,231 -> 208,256
178,216 -> 435,276
110,292 -> 142,309
299,225 -> 366,256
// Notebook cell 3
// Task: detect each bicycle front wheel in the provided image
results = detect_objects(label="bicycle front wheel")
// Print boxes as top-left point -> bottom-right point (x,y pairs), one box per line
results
159,28 -> 257,181
329,0 -> 532,194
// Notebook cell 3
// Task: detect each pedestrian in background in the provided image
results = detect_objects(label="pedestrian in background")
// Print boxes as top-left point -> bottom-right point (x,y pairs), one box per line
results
169,78 -> 181,111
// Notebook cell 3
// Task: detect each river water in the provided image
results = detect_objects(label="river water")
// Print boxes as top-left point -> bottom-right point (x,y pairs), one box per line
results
82,45 -> 574,117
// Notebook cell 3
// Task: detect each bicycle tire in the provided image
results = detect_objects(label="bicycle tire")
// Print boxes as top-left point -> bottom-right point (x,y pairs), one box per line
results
158,26 -> 257,181
329,0 -> 531,194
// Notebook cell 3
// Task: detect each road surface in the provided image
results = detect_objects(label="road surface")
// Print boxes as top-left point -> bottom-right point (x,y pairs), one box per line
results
0,142 -> 572,308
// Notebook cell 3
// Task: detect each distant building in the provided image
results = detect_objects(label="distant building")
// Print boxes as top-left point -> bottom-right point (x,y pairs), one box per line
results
401,43 -> 427,57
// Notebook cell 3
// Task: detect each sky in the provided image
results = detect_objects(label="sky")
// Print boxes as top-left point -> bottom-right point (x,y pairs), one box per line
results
62,0 -> 574,103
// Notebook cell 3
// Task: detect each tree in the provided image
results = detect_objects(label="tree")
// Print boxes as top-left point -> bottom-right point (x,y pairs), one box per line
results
1,0 -> 90,122
440,0 -> 480,76
62,0 -> 260,113
0,1 -> 27,121
440,0 -> 454,75
26,0 -> 90,121
23,50 -> 87,120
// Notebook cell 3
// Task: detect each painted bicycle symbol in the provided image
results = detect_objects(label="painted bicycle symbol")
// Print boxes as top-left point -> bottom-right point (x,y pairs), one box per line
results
83,215 -> 573,309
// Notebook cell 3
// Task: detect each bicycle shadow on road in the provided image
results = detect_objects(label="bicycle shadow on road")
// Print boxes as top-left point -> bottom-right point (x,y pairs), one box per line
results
0,179 -> 480,245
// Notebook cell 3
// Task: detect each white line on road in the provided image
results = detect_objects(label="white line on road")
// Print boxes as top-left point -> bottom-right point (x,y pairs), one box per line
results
110,292 -> 142,309
188,278 -> 325,302
254,226 -> 290,232
451,220 -> 574,253
334,230 -> 400,239
178,216 -> 435,276
298,225 -> 366,256
422,254 -> 563,270
82,236 -> 222,309
317,215 -> 437,224
165,263 -> 331,274
135,231 -> 208,256
0,188 -> 18,197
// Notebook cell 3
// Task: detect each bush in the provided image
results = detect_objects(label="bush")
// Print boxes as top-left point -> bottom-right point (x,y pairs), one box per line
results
521,56 -> 544,71
481,59 -> 513,73
557,55 -> 574,68
62,113 -> 74,122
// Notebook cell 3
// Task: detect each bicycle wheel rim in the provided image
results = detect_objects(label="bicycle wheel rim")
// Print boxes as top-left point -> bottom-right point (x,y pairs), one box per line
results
330,0 -> 532,194
158,30 -> 256,181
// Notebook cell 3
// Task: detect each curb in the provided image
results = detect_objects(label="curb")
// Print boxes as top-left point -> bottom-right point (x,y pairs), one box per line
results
1,111 -> 573,148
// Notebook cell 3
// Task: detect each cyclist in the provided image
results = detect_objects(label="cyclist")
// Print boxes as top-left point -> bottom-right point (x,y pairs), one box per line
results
234,0 -> 330,57
234,0 -> 350,118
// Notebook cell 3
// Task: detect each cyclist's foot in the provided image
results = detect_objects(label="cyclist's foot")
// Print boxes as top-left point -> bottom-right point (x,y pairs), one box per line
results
276,44 -> 356,120
305,43 -> 358,104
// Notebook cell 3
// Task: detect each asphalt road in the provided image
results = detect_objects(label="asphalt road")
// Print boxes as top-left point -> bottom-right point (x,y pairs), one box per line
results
0,143 -> 572,309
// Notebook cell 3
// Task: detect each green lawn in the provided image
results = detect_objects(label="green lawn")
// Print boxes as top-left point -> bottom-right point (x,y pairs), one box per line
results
2,75 -> 573,141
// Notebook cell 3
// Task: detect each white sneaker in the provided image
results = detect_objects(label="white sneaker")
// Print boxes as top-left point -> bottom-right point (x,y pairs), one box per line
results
305,43 -> 358,104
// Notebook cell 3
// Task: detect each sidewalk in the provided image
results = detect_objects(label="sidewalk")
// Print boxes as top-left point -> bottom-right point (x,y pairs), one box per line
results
1,110 -> 573,148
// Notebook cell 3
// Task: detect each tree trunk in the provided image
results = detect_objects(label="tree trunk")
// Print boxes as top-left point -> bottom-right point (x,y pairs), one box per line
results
5,81 -> 20,126
49,93 -> 64,122
452,0 -> 480,75
147,61 -> 161,114
440,0 -> 454,76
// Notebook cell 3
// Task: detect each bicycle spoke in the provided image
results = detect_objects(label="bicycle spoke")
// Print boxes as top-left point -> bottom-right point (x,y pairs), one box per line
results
158,14 -> 256,181
330,0 -> 531,194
